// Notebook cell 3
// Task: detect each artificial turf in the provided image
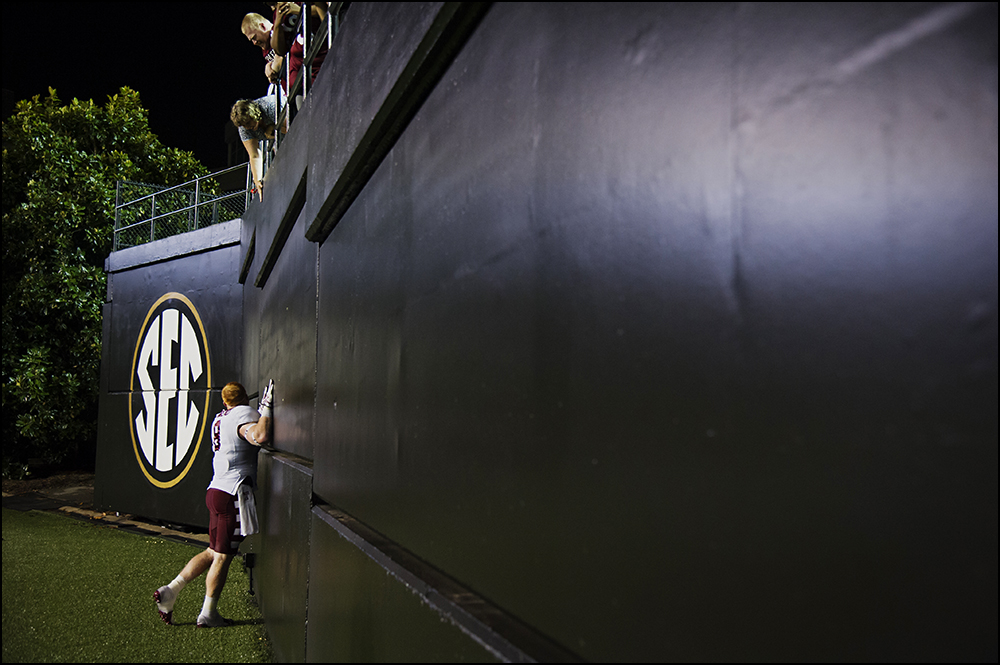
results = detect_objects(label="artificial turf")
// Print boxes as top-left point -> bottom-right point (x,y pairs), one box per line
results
2,508 -> 272,663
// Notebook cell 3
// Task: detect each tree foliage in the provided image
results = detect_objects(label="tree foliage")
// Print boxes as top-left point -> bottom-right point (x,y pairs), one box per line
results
2,87 -> 210,476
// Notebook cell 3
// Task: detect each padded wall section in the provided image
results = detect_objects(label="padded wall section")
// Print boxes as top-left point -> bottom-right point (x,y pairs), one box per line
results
306,509 -> 498,663
256,451 -> 314,663
306,2 -> 997,661
241,218 -> 261,388
94,391 -> 217,524
301,2 -> 444,232
102,226 -> 244,394
95,221 -> 243,526
241,71 -> 318,460
259,226 -> 317,461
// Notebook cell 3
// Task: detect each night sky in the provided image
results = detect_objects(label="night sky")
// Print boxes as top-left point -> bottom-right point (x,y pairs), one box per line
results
2,3 -> 276,172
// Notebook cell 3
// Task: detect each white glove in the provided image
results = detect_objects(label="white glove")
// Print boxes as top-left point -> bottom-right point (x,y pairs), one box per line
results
259,379 -> 274,419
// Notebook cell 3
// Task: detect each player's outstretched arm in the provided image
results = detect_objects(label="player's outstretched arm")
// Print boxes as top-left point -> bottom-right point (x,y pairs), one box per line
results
240,379 -> 274,447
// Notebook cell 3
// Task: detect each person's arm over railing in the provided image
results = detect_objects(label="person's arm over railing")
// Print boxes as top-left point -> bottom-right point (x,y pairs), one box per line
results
243,138 -> 264,201
272,3 -> 328,54
271,2 -> 300,56
265,55 -> 284,84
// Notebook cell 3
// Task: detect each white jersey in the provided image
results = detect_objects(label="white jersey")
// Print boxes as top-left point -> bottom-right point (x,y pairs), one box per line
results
207,404 -> 260,495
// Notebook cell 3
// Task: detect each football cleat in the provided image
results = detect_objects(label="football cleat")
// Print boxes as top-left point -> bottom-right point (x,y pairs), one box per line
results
154,587 -> 175,625
196,612 -> 234,628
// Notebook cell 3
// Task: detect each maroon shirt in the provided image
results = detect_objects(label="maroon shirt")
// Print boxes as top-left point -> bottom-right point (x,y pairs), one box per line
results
273,6 -> 328,93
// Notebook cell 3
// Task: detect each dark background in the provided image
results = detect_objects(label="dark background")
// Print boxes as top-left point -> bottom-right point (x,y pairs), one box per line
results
73,1 -> 999,660
2,2 -> 274,171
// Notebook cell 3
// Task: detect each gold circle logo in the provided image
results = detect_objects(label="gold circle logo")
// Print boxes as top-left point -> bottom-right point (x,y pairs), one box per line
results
129,293 -> 212,488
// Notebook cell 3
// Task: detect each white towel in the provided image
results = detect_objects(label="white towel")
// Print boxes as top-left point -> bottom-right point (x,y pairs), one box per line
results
236,483 -> 259,537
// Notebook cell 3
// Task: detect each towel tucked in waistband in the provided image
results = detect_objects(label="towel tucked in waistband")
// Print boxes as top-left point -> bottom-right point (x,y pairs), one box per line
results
236,483 -> 259,537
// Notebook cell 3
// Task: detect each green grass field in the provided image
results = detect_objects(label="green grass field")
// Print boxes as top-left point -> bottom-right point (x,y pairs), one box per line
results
2,508 -> 272,663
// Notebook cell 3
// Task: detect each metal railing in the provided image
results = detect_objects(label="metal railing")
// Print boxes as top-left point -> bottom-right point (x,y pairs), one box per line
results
251,4 -> 346,196
113,163 -> 252,251
273,2 -> 346,148
113,4 -> 347,251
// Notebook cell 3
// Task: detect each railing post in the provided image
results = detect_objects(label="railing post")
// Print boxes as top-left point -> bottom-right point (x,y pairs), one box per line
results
150,193 -> 156,243
193,177 -> 201,231
302,3 -> 309,101
275,67 -> 283,149
114,181 -> 121,252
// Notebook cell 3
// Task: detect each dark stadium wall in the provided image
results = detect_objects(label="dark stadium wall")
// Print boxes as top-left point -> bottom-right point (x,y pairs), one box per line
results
95,221 -> 244,527
99,2 -> 998,662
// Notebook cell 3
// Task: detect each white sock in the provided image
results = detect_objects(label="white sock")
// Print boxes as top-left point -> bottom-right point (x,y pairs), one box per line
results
201,595 -> 219,617
167,574 -> 188,595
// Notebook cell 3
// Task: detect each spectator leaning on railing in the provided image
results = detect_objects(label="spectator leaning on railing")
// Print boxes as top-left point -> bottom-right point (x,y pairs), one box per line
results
271,2 -> 330,109
241,12 -> 284,90
230,97 -> 285,201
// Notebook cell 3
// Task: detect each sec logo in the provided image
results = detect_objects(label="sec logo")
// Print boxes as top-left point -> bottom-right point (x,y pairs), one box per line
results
129,293 -> 212,488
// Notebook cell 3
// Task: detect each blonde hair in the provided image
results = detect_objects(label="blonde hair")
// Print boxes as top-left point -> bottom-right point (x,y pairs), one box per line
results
222,382 -> 249,407
230,99 -> 264,128
241,12 -> 268,33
